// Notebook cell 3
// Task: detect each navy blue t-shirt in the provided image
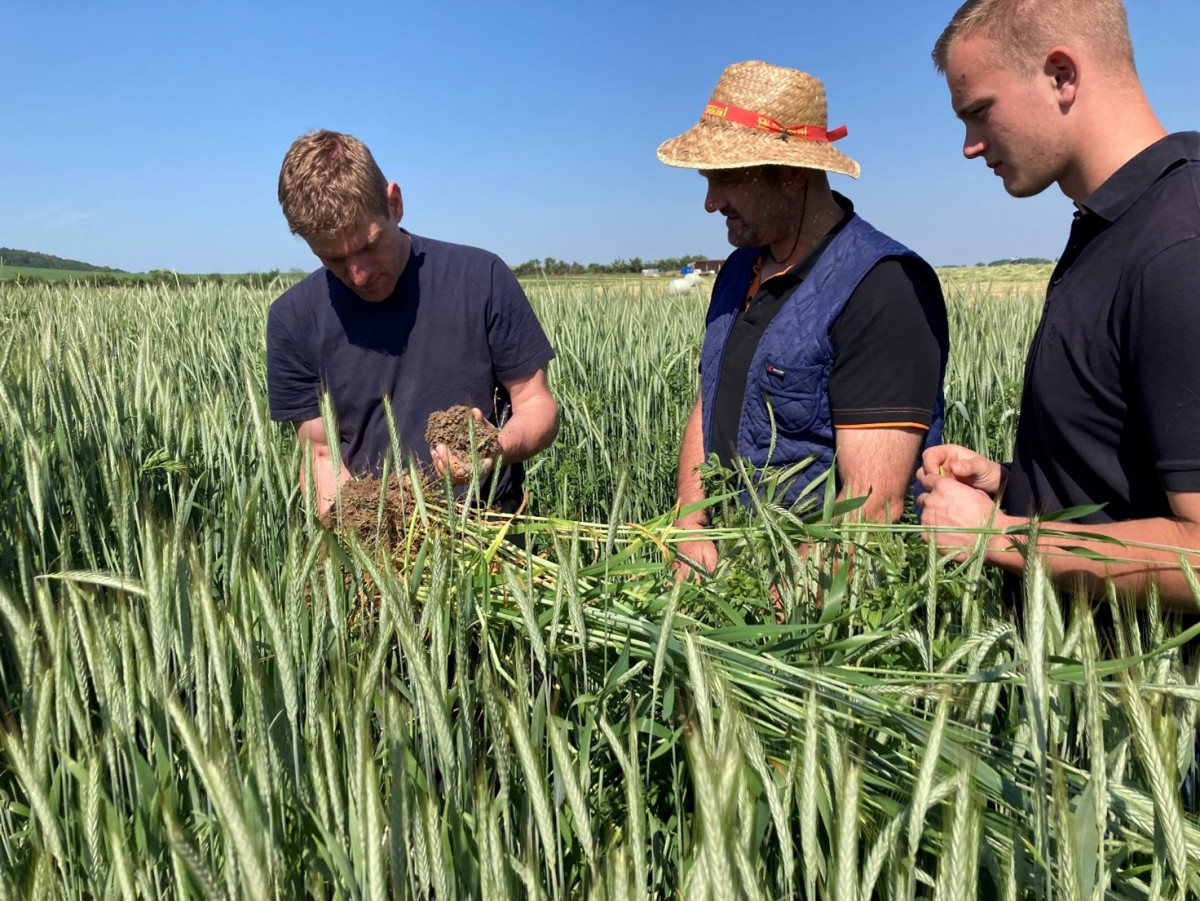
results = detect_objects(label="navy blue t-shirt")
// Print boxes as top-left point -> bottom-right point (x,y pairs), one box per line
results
266,231 -> 555,509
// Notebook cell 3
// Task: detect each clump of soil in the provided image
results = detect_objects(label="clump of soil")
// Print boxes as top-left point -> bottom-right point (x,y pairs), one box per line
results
319,471 -> 431,555
320,470 -> 435,633
322,407 -> 500,557
319,406 -> 506,630
424,405 -> 501,464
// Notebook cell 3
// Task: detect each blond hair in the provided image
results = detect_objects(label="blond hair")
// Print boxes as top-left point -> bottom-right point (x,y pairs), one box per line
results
932,0 -> 1135,76
277,130 -> 390,242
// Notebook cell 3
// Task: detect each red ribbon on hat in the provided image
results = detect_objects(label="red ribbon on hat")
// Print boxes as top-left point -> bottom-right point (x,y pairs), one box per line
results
703,101 -> 848,142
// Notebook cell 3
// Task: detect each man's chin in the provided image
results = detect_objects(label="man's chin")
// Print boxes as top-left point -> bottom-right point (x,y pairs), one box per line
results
350,280 -> 393,302
1001,172 -> 1053,199
725,227 -> 756,248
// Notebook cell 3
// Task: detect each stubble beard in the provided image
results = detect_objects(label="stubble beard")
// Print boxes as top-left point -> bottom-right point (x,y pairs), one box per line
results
725,213 -> 776,249
724,191 -> 797,250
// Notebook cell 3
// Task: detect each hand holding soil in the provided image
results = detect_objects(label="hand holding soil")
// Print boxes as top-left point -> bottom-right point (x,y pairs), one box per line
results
426,405 -> 503,485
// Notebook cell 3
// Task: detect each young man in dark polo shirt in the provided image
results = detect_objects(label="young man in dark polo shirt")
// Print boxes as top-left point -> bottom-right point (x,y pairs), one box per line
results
267,130 -> 559,515
918,0 -> 1200,606
657,61 -> 949,578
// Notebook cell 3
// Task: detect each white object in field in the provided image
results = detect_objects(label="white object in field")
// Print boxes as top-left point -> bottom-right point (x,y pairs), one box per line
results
685,272 -> 703,286
667,278 -> 693,295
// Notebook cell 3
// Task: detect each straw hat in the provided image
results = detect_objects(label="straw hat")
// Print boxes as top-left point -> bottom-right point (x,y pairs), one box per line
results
657,61 -> 860,178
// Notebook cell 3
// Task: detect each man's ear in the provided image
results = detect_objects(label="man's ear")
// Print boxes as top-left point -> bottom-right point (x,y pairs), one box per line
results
778,167 -> 809,193
386,182 -> 404,223
1045,46 -> 1080,105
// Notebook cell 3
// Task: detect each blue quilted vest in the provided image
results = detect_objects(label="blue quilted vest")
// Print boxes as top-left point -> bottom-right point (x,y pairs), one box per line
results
699,213 -> 945,507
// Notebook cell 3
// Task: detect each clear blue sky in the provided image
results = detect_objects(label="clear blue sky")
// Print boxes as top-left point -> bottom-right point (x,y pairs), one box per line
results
3,1 -> 1196,273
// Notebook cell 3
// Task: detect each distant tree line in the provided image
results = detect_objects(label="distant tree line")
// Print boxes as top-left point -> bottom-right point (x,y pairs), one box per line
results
510,255 -> 1054,277
0,247 -> 126,273
982,257 -> 1054,266
3,270 -> 307,289
511,255 -> 712,277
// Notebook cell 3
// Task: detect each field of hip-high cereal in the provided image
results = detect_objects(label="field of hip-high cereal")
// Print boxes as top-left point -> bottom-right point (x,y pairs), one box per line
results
2,266 -> 1200,898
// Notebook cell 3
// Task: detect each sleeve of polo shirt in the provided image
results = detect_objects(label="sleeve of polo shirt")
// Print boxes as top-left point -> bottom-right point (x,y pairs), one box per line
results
827,258 -> 948,430
1131,237 -> 1200,492
484,257 -> 556,382
266,299 -> 321,423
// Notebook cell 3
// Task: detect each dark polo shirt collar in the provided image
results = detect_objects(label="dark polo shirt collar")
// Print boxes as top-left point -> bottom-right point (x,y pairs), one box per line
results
1080,131 -> 1200,222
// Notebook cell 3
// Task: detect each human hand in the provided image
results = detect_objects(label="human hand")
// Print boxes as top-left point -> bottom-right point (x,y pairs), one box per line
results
917,444 -> 1005,497
431,408 -> 497,485
671,538 -> 718,583
769,584 -> 786,622
915,471 -> 1018,556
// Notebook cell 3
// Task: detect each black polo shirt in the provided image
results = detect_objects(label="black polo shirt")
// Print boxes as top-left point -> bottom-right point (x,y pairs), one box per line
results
708,202 -> 947,468
1005,132 -> 1200,523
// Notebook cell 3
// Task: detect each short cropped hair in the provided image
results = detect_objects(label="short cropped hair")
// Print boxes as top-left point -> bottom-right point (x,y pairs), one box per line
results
277,130 -> 391,242
932,0 -> 1135,76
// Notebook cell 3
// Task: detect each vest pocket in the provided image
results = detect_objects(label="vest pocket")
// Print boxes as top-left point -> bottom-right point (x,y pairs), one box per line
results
761,363 -> 824,437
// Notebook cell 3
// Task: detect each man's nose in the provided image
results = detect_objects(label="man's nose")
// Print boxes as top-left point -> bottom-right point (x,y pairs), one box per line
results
348,258 -> 371,285
963,127 -> 987,160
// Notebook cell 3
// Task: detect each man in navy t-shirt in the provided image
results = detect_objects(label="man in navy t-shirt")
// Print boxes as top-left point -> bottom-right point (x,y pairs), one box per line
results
267,130 -> 558,515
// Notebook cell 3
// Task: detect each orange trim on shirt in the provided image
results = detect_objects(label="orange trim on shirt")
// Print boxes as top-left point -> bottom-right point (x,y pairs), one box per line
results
835,422 -> 930,431
744,253 -> 803,310
743,258 -> 764,310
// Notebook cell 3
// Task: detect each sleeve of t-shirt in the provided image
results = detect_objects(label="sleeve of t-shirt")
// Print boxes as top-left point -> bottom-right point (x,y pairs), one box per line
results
1131,237 -> 1200,493
485,258 -> 556,382
827,257 -> 948,429
266,297 -> 321,423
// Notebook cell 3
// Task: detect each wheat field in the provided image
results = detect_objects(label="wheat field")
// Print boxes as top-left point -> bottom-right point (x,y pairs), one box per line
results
1,271 -> 1198,898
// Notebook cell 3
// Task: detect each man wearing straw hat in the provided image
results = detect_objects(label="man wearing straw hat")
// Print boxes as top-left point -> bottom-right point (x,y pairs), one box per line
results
266,130 -> 559,517
917,0 -> 1200,605
659,61 -> 949,578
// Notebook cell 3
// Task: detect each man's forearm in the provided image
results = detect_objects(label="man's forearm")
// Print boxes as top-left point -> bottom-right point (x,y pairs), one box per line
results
295,417 -> 350,515
497,396 -> 559,464
303,444 -> 349,515
980,512 -> 1200,608
675,397 -> 708,527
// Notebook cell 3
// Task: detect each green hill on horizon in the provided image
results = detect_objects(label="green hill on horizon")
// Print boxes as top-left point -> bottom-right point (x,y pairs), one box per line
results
0,247 -> 125,273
